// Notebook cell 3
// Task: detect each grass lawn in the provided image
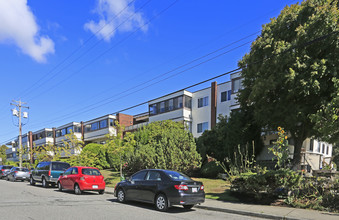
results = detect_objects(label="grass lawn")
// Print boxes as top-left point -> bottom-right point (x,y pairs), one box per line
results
101,169 -> 238,202
101,169 -> 121,188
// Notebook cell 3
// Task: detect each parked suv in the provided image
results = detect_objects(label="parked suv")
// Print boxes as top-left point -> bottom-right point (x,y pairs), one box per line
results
0,165 -> 13,179
30,161 -> 70,188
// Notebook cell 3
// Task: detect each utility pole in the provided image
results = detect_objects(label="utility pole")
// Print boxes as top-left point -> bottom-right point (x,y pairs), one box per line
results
11,100 -> 29,168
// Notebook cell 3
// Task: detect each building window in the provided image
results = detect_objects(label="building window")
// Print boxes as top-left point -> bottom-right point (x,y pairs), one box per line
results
46,131 -> 53,137
176,96 -> 183,109
85,125 -> 91,132
149,104 -> 157,115
160,102 -> 165,113
197,122 -> 208,133
309,139 -> 313,151
91,122 -> 99,131
100,119 -> 108,129
61,128 -> 66,136
198,96 -> 208,108
322,144 -> 325,154
67,126 -> 73,134
109,119 -> 115,127
326,146 -> 329,155
221,91 -> 227,102
317,141 -> 321,152
185,121 -> 192,133
168,99 -> 174,111
232,78 -> 243,93
184,96 -> 192,109
56,130 -> 61,137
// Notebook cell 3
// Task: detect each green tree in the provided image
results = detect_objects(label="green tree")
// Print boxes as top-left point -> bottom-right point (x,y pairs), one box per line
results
127,120 -> 201,174
79,143 -> 109,169
196,111 -> 264,164
105,121 -> 135,178
238,0 -> 339,166
0,145 -> 8,164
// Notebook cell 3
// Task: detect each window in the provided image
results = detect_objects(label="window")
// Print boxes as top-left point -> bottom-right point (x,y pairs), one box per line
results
56,130 -> 61,137
74,125 -> 81,133
326,146 -> 329,155
198,96 -> 208,108
146,171 -> 162,181
131,170 -> 147,181
322,144 -> 325,153
61,128 -> 66,136
52,162 -> 70,171
100,120 -> 108,129
309,139 -> 314,151
91,122 -> 99,131
185,121 -> 192,133
164,170 -> 192,181
160,101 -> 165,113
109,119 -> 115,127
184,96 -> 192,109
64,168 -> 72,175
317,141 -> 321,152
176,96 -> 183,109
232,78 -> 243,93
149,104 -> 157,115
168,99 -> 174,111
22,136 -> 28,143
46,131 -> 53,137
82,168 -> 101,176
197,122 -> 208,133
71,168 -> 78,175
67,126 -> 73,134
227,90 -> 232,101
221,91 -> 227,102
85,125 -> 91,132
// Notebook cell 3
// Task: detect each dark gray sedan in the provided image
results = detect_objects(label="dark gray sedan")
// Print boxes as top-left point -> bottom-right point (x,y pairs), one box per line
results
0,165 -> 13,179
7,167 -> 30,182
114,169 -> 205,211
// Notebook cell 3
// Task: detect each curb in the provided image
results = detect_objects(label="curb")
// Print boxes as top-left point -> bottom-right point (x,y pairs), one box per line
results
196,205 -> 301,220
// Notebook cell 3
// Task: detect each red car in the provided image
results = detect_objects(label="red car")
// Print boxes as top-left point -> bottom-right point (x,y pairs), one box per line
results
57,166 -> 105,195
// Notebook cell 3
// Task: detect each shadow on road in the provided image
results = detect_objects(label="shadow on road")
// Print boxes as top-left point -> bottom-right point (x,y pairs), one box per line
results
106,199 -> 196,213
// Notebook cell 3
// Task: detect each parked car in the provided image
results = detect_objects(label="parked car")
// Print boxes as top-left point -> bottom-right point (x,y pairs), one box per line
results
114,169 -> 205,211
0,165 -> 13,179
7,167 -> 30,182
30,161 -> 70,188
57,166 -> 105,195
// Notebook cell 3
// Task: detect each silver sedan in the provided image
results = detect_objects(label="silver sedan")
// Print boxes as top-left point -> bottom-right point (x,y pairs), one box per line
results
7,167 -> 30,182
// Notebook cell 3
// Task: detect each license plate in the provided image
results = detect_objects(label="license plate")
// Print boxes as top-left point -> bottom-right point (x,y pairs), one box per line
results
92,185 -> 98,189
192,187 -> 198,193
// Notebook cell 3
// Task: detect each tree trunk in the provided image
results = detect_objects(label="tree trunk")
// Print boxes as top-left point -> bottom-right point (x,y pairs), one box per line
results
291,135 -> 304,170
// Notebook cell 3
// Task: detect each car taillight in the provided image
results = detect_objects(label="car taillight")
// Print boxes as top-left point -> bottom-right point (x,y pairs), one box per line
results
174,184 -> 188,191
1,169 -> 4,171
15,171 -> 18,173
200,185 -> 204,190
48,170 -> 51,176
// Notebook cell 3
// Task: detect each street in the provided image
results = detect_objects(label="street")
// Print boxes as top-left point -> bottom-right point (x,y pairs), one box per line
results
0,179 -> 262,220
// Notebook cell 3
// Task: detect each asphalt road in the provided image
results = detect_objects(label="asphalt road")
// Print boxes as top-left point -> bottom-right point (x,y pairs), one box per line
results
0,179 -> 262,220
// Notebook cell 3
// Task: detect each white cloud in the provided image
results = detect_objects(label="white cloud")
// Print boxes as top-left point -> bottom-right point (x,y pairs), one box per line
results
0,0 -> 54,62
84,0 -> 148,42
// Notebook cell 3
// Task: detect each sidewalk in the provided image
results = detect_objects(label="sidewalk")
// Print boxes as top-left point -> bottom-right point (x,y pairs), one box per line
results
105,187 -> 339,220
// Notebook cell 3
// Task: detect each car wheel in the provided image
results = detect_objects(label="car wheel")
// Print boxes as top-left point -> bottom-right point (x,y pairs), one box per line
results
117,189 -> 126,203
183,205 -> 194,209
74,184 -> 82,195
21,180 -> 24,182
99,190 -> 104,195
30,177 -> 35,186
58,182 -> 63,192
155,194 -> 169,212
42,178 -> 48,188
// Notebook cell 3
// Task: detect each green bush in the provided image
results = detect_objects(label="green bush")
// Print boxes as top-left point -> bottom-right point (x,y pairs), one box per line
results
200,161 -> 224,178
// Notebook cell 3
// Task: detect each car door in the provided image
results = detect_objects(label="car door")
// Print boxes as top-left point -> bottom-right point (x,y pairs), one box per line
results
34,162 -> 43,182
68,167 -> 79,189
60,167 -> 73,189
140,171 -> 163,202
125,170 -> 147,201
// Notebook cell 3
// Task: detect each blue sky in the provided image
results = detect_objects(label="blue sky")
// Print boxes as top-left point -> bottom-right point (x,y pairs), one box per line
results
0,0 -> 297,144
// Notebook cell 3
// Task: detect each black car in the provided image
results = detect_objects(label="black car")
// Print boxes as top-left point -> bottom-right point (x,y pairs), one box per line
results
0,165 -> 13,179
114,169 -> 205,211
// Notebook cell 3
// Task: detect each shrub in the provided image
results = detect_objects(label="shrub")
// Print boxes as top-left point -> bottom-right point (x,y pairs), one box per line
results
200,161 -> 224,178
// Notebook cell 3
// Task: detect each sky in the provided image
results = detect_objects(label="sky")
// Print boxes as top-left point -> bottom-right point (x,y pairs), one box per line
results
0,0 -> 298,145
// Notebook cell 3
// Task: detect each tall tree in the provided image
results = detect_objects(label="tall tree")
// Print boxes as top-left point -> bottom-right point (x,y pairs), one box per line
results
238,0 -> 339,165
0,145 -> 8,164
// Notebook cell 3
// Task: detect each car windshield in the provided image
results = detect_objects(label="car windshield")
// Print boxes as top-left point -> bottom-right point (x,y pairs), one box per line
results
82,168 -> 101,176
17,168 -> 29,172
52,163 -> 70,171
163,171 -> 192,181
